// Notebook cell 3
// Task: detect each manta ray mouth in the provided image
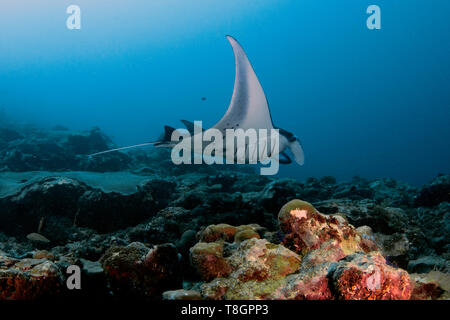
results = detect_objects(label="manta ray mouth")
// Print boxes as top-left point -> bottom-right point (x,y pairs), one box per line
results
279,152 -> 292,164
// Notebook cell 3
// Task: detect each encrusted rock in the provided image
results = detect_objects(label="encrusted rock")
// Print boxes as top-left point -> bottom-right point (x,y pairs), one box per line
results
100,242 -> 181,298
410,280 -> 443,300
227,238 -> 301,282
190,242 -> 231,281
269,263 -> 334,300
234,228 -> 260,243
188,216 -> 416,301
278,199 -> 366,260
198,224 -> 238,243
332,252 -> 412,300
0,255 -> 63,300
356,226 -> 380,253
374,232 -> 409,268
409,271 -> 449,300
199,237 -> 302,300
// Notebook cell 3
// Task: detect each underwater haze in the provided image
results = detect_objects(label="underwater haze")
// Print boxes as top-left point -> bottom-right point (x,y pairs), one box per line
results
1,0 -> 449,185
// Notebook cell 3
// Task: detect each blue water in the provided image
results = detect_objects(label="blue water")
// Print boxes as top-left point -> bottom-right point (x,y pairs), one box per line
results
1,0 -> 449,185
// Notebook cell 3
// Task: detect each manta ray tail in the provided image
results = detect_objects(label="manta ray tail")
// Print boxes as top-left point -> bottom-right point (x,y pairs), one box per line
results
87,142 -> 157,157
87,125 -> 179,157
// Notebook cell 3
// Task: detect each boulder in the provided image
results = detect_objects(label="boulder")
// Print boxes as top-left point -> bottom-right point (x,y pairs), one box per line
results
100,242 -> 181,298
198,224 -> 238,243
0,255 -> 64,300
190,242 -> 232,281
0,175 -> 178,237
278,199 -> 370,260
227,238 -> 301,282
190,216 -> 413,301
200,238 -> 302,300
415,174 -> 450,207
331,252 -> 412,300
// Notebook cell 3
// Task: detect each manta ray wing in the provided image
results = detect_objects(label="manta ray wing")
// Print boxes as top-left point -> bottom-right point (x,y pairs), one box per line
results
213,36 -> 274,133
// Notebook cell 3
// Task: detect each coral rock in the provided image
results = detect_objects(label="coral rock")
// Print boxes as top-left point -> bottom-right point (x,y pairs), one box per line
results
227,238 -> 301,282
278,199 -> 364,259
409,271 -> 449,300
270,263 -> 334,300
190,242 -> 231,281
234,228 -> 260,243
199,237 -> 302,300
198,224 -> 238,243
332,252 -> 412,300
100,242 -> 181,298
356,226 -> 380,253
0,256 -> 63,300
410,280 -> 443,300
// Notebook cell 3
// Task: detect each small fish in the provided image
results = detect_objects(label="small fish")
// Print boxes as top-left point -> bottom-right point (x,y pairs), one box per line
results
26,233 -> 50,244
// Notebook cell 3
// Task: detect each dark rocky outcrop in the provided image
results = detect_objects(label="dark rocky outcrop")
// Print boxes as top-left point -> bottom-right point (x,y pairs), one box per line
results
415,174 -> 450,208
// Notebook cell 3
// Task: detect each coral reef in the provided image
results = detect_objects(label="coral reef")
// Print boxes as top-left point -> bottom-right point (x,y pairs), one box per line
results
183,203 -> 413,300
0,124 -> 448,300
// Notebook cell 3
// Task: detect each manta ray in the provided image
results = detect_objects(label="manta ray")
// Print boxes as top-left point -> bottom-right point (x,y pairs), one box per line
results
89,36 -> 304,166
